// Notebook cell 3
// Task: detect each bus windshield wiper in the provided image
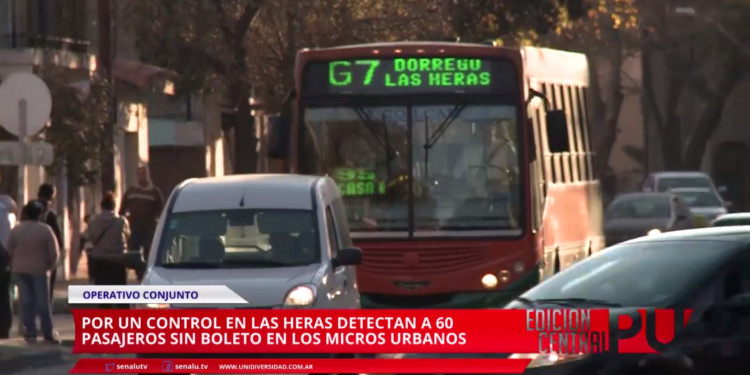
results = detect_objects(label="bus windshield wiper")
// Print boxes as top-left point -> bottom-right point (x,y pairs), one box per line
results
531,298 -> 623,307
422,99 -> 470,178
353,106 -> 394,158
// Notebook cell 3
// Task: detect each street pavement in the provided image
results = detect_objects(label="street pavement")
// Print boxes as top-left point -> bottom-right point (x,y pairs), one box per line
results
2,260 -> 140,374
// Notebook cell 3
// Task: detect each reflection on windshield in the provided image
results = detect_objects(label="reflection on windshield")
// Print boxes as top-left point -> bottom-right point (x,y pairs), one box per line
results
156,210 -> 319,267
520,241 -> 735,307
301,105 -> 521,234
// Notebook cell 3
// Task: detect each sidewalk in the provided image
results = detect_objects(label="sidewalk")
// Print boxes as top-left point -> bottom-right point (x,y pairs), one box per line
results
0,315 -> 75,373
15,259 -> 140,315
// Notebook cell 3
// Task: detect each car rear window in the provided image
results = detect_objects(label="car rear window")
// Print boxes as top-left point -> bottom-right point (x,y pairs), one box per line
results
606,195 -> 671,219
657,177 -> 713,192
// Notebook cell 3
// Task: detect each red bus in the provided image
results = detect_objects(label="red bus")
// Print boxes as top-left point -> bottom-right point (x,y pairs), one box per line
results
269,42 -> 604,308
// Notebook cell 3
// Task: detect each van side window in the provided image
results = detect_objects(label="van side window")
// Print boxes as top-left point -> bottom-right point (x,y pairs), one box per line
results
331,198 -> 352,247
326,207 -> 340,258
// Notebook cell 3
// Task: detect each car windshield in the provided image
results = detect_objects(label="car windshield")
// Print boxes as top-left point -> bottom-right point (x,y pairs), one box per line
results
300,104 -> 522,235
605,195 -> 671,219
672,190 -> 722,208
517,240 -> 736,307
156,209 -> 319,268
657,177 -> 713,192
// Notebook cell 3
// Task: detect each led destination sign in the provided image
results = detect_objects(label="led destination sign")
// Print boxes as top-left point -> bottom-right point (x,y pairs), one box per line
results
303,57 -> 518,96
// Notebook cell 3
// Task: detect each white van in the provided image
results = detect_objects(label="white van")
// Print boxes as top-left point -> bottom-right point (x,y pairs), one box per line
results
124,174 -> 361,309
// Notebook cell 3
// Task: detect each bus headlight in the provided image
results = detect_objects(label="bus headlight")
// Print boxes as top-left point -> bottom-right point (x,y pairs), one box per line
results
509,352 -> 588,368
481,274 -> 498,289
284,285 -> 316,307
647,228 -> 661,236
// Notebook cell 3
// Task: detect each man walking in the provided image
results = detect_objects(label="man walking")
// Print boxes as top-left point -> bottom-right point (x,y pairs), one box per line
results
36,183 -> 63,302
119,165 -> 162,281
0,181 -> 17,339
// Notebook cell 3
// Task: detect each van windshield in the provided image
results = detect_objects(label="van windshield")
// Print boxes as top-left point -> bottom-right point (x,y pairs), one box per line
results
155,209 -> 320,268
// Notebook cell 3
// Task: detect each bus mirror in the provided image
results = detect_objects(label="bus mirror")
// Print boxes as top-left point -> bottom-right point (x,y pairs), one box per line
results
267,115 -> 290,159
545,110 -> 570,153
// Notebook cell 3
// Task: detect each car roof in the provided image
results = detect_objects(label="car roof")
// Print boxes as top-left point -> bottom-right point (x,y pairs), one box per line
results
171,174 -> 323,213
650,171 -> 710,178
624,226 -> 750,244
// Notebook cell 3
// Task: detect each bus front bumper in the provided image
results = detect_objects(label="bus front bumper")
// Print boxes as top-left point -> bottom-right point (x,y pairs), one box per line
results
360,268 -> 540,309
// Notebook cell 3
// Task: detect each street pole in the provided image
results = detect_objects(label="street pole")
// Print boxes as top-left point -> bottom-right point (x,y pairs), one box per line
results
17,99 -> 26,206
98,0 -> 115,195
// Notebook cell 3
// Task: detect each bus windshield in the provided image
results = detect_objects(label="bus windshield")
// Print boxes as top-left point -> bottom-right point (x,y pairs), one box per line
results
300,104 -> 522,235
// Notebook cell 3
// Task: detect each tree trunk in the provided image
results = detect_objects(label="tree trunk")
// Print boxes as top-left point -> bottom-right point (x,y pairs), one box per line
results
231,80 -> 258,174
682,53 -> 743,170
642,45 -> 685,170
593,37 -> 625,180
98,0 -> 115,193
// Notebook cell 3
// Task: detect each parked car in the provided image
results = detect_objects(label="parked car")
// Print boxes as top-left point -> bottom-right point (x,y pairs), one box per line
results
506,226 -> 750,375
712,213 -> 750,227
125,174 -> 362,310
669,187 -> 728,226
603,192 -> 693,246
642,171 -> 726,197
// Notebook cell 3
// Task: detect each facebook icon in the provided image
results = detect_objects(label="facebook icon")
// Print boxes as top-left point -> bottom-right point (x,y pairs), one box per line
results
162,360 -> 174,372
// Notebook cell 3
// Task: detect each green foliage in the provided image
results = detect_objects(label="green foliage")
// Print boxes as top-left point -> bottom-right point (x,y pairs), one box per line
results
123,0 -> 263,96
40,68 -> 114,188
446,0 -> 592,43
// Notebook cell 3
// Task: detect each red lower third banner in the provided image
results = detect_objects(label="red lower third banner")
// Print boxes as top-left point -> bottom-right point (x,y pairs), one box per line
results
70,358 -> 532,374
72,309 -> 610,354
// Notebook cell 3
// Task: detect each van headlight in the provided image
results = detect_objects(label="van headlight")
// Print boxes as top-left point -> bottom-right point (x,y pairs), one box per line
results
135,303 -> 170,309
509,353 -> 588,368
647,228 -> 661,236
284,285 -> 316,307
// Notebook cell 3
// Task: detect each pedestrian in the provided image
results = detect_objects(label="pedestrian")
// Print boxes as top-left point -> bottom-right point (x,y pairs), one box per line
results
79,214 -> 94,282
119,165 -> 162,281
7,201 -> 60,344
35,183 -> 63,303
87,192 -> 130,309
0,184 -> 18,339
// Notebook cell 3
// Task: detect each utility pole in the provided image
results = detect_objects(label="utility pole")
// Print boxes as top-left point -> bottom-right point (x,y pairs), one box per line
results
98,0 -> 115,194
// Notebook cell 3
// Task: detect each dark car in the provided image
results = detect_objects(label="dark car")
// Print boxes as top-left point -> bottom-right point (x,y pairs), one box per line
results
505,226 -> 750,375
604,192 -> 693,246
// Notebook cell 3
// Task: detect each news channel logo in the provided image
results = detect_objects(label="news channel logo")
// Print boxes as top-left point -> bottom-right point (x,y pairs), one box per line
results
162,360 -> 174,372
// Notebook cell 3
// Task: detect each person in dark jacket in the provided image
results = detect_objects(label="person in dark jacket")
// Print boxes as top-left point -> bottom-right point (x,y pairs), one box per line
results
36,183 -> 63,303
119,165 -> 162,281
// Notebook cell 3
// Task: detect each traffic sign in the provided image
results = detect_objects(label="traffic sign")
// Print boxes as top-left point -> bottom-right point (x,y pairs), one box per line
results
0,72 -> 52,136
0,141 -> 54,166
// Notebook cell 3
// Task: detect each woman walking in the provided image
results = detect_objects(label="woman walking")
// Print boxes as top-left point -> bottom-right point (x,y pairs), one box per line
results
87,192 -> 130,308
7,201 -> 60,343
